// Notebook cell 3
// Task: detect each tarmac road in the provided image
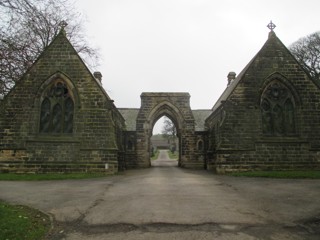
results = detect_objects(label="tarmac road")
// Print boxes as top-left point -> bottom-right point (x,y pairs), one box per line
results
0,150 -> 319,239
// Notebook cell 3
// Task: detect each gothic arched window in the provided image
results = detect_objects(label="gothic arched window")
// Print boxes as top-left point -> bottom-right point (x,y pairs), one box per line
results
197,140 -> 204,151
39,80 -> 74,134
260,81 -> 296,136
127,140 -> 133,150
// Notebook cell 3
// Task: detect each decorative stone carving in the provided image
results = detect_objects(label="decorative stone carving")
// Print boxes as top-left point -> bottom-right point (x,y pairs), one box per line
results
39,98 -> 51,133
261,81 -> 295,136
64,98 -> 74,133
39,80 -> 74,133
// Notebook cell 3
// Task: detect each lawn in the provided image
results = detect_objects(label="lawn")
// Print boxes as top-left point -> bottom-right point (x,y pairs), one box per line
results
151,150 -> 159,160
0,201 -> 50,240
0,172 -> 109,181
229,171 -> 320,179
167,150 -> 178,160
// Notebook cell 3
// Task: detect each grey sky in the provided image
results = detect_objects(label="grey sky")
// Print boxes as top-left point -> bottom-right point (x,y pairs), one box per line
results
75,0 -> 320,133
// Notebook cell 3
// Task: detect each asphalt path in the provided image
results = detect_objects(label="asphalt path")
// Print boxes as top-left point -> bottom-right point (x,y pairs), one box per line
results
0,150 -> 319,239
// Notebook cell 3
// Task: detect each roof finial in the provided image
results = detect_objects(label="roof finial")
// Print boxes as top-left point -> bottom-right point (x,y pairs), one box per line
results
59,21 -> 68,35
267,20 -> 276,32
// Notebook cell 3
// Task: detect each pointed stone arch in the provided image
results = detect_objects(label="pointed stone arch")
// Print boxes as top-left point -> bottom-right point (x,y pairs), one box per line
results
35,72 -> 80,108
35,72 -> 80,134
260,74 -> 299,136
259,72 -> 301,106
135,93 -> 196,168
148,100 -> 184,137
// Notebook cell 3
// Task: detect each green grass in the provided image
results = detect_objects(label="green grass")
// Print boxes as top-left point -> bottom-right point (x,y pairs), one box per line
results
167,150 -> 178,160
0,201 -> 50,240
151,150 -> 159,160
229,171 -> 320,179
0,172 -> 109,181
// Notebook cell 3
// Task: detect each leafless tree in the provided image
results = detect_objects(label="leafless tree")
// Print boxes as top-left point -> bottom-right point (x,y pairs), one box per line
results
161,117 -> 176,137
161,117 -> 177,152
0,0 -> 99,95
289,31 -> 320,83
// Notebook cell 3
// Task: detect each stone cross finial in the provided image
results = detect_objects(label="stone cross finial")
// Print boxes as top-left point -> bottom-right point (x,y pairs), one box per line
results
59,21 -> 68,30
267,21 -> 276,31
59,21 -> 68,35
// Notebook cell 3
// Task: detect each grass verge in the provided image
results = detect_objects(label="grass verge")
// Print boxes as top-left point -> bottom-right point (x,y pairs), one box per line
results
0,201 -> 50,240
0,172 -> 109,181
167,150 -> 178,160
229,171 -> 320,179
151,150 -> 159,160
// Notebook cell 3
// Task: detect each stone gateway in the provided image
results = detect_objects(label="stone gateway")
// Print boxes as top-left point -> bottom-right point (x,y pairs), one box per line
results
1,27 -> 320,173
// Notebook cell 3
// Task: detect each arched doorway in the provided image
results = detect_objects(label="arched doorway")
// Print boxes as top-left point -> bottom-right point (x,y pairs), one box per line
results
151,115 -> 180,167
135,93 -> 196,168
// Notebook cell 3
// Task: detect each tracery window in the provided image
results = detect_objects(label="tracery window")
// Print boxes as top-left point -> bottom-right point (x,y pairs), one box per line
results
39,80 -> 74,133
260,81 -> 295,136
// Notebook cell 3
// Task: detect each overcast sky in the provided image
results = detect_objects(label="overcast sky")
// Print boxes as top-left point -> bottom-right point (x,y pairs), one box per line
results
74,0 -> 320,133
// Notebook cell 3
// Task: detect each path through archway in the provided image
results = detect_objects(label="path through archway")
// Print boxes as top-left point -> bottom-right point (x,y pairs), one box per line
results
135,93 -> 196,168
151,150 -> 178,167
151,116 -> 179,167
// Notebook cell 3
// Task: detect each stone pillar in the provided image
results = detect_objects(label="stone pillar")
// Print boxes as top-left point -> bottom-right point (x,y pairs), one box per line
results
135,92 -> 198,168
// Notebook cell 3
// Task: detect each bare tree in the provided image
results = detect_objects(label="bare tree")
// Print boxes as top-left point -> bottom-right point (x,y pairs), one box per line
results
161,117 -> 177,152
161,117 -> 176,137
289,31 -> 320,83
0,0 -> 99,95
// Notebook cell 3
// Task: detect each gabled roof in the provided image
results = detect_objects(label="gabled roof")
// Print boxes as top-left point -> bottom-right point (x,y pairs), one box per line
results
26,29 -> 123,117
211,55 -> 256,112
192,109 -> 212,131
211,31 -> 291,113
48,30 -> 113,101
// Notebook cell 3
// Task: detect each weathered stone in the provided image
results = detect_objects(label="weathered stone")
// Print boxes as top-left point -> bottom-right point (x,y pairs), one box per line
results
205,31 -> 320,172
0,30 -> 125,174
1,28 -> 319,173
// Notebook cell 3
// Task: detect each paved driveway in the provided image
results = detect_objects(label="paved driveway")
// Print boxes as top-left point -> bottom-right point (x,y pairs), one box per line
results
0,150 -> 319,239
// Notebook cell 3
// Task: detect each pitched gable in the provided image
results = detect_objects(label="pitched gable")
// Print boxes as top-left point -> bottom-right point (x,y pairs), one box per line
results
0,28 -> 125,152
211,31 -> 313,113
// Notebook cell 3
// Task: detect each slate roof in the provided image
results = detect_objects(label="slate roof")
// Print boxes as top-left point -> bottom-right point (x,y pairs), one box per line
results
118,108 -> 211,132
118,108 -> 139,131
192,110 -> 212,131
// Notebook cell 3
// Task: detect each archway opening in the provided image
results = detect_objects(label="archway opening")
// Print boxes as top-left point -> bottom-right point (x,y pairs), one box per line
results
150,116 -> 179,167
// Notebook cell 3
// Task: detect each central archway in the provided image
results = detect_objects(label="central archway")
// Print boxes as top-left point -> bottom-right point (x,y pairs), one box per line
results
135,93 -> 196,168
149,105 -> 182,167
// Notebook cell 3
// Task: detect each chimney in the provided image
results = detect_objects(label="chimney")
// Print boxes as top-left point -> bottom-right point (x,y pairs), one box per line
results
227,71 -> 236,86
93,71 -> 102,82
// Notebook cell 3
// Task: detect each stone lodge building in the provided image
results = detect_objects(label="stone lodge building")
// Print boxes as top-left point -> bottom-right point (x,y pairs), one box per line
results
1,27 -> 320,173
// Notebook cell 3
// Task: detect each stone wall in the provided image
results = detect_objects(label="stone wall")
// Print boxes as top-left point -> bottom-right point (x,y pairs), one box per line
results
1,29 -> 320,174
206,32 -> 320,172
0,30 -> 125,174
210,142 -> 320,173
135,93 -> 203,168
122,131 -> 137,169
